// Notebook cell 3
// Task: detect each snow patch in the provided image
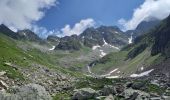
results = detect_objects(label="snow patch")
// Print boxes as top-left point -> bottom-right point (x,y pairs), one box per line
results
109,44 -> 120,50
99,50 -> 106,57
115,31 -> 119,34
109,68 -> 118,75
102,68 -> 119,76
49,46 -> 55,51
130,69 -> 154,78
103,38 -> 108,45
117,71 -> 120,74
141,66 -> 144,71
92,45 -> 101,50
128,33 -> 133,44
103,38 -> 120,50
106,76 -> 119,79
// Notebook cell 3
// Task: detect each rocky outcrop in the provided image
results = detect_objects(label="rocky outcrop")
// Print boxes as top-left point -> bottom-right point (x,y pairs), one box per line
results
0,83 -> 52,100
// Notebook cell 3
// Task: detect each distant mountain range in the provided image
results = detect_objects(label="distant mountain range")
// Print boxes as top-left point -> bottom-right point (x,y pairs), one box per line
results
0,18 -> 160,52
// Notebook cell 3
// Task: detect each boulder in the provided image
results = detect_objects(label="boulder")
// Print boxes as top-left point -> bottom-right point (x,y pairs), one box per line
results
131,82 -> 146,90
0,83 -> 52,100
115,84 -> 125,94
72,88 -> 97,100
100,85 -> 116,96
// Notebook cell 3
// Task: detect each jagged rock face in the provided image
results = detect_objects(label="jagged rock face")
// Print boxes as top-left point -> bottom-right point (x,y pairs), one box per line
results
151,16 -> 170,58
80,28 -> 104,47
98,26 -> 128,47
17,29 -> 42,42
48,26 -> 129,50
47,35 -> 60,44
80,26 -> 129,48
55,35 -> 82,50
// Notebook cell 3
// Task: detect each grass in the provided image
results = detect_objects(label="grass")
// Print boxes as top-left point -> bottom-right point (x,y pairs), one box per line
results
91,47 -> 161,76
91,51 -> 128,74
0,32 -> 84,82
146,84 -> 165,95
52,93 -> 72,100
74,77 -> 127,90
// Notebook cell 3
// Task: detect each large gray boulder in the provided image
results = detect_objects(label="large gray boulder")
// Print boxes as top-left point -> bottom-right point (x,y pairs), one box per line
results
0,83 -> 52,100
72,88 -> 97,100
100,85 -> 116,96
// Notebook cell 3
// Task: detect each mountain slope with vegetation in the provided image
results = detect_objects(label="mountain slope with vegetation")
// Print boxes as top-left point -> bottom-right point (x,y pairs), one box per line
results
91,15 -> 170,78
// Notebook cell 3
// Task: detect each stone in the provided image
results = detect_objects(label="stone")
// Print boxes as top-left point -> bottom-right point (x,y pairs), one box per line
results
100,85 -> 116,96
115,84 -> 125,94
0,83 -> 52,100
0,80 -> 8,90
124,89 -> 150,100
0,71 -> 6,76
131,82 -> 146,90
72,88 -> 97,100
104,94 -> 114,100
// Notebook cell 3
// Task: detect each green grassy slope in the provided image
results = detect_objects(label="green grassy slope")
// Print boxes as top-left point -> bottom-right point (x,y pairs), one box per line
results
0,32 -> 84,81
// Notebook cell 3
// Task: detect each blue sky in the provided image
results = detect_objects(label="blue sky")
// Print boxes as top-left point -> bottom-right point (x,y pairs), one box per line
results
37,0 -> 144,30
1,0 -> 170,38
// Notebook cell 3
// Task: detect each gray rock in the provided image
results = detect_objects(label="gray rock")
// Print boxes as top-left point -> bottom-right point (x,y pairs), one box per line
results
72,88 -> 97,100
104,94 -> 114,100
124,88 -> 150,100
131,82 -> 146,90
0,83 -> 52,100
100,85 -> 116,96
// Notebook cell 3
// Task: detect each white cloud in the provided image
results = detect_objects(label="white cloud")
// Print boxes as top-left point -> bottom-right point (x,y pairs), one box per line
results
0,0 -> 57,30
32,25 -> 59,39
119,0 -> 170,30
60,18 -> 95,37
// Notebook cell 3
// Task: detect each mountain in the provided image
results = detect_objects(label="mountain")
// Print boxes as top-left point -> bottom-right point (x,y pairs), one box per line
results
55,35 -> 82,50
0,24 -> 43,43
80,26 -> 129,48
53,26 -> 129,51
47,35 -> 60,44
17,29 -> 42,42
90,15 -> 170,78
126,19 -> 160,38
0,24 -> 21,39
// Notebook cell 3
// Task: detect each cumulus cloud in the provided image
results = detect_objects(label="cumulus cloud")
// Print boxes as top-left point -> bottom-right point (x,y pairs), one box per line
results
60,18 -> 95,37
0,0 -> 57,30
119,0 -> 170,30
32,25 -> 59,39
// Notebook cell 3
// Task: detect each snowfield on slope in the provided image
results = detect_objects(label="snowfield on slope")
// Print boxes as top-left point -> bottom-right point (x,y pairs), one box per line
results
130,69 -> 154,78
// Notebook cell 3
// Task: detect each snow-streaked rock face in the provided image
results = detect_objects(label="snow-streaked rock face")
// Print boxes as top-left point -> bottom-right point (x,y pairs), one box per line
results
128,33 -> 133,44
49,46 -> 55,51
130,69 -> 154,78
103,38 -> 120,50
